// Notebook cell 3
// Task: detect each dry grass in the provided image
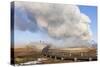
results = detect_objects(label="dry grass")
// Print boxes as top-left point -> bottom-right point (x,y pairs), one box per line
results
12,47 -> 42,64
12,46 -> 97,65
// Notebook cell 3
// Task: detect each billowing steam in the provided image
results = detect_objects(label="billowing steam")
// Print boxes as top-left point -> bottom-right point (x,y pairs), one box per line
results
14,2 -> 93,48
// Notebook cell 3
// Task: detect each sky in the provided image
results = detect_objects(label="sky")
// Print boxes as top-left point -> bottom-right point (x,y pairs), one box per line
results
13,2 -> 97,47
79,5 -> 97,42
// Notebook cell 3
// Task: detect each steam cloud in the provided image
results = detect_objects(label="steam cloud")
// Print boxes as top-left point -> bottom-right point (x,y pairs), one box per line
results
14,2 -> 93,48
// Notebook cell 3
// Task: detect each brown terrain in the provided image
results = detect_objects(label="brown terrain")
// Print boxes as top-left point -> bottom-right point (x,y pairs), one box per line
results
11,44 -> 97,65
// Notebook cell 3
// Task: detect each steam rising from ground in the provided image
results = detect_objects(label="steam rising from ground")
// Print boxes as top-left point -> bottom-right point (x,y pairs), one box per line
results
14,2 -> 93,48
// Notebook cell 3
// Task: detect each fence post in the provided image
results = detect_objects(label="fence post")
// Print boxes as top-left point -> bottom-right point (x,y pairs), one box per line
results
81,53 -> 83,56
55,56 -> 57,60
61,57 -> 64,60
89,57 -> 92,61
74,57 -> 77,62
69,53 -> 72,56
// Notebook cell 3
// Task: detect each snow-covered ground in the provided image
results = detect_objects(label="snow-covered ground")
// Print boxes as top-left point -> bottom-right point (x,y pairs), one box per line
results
18,58 -> 48,65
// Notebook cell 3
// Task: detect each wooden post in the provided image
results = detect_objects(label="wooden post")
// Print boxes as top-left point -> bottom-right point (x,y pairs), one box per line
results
69,53 -> 72,56
55,56 -> 57,60
81,53 -> 83,56
61,57 -> 64,60
89,57 -> 92,61
50,56 -> 52,58
74,57 -> 77,62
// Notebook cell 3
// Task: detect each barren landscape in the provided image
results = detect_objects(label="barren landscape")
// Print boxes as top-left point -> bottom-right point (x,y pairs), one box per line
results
12,44 -> 97,65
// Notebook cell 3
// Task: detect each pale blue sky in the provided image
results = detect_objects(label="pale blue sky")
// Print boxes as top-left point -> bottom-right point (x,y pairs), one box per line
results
79,5 -> 97,42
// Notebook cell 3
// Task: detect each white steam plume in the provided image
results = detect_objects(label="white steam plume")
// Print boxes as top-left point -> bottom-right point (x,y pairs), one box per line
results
14,2 -> 93,48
